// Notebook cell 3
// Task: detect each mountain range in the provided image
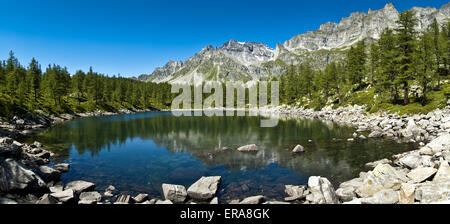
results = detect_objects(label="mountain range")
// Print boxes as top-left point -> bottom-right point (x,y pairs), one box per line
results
137,2 -> 450,84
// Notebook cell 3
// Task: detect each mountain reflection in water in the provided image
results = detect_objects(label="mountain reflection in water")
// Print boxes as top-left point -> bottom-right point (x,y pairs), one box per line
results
26,111 -> 416,202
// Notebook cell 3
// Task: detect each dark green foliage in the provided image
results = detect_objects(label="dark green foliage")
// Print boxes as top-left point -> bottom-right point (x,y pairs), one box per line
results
0,53 -> 175,118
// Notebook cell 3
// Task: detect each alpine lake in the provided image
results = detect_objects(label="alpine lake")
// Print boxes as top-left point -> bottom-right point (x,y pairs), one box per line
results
23,111 -> 417,203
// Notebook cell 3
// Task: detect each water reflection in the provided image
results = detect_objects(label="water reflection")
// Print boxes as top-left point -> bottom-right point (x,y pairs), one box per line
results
26,112 -> 416,201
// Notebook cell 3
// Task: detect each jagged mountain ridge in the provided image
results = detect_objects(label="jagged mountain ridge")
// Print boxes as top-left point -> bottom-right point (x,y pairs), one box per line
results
139,2 -> 450,84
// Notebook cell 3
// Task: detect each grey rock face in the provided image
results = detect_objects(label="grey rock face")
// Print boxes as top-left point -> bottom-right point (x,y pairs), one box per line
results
187,176 -> 221,201
162,183 -> 187,203
0,157 -> 46,192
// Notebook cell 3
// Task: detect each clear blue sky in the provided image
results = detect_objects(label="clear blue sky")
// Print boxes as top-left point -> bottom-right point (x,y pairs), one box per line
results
0,0 -> 448,77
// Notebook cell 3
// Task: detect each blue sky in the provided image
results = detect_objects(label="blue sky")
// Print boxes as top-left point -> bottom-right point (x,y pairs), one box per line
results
0,0 -> 448,77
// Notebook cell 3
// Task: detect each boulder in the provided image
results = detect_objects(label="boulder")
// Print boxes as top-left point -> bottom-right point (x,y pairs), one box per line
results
357,164 -> 409,198
306,176 -> 338,204
360,189 -> 399,204
365,158 -> 392,169
38,166 -> 61,182
53,163 -> 70,173
368,131 -> 383,138
0,157 -> 46,192
335,187 -> 356,202
133,193 -> 149,203
50,189 -> 75,203
420,134 -> 450,155
79,191 -> 102,204
187,176 -> 221,201
162,184 -> 187,203
415,181 -> 450,203
237,144 -> 259,152
398,153 -> 422,169
0,197 -> 18,204
398,183 -> 415,204
292,145 -> 305,153
36,194 -> 57,204
115,194 -> 134,204
65,180 -> 96,194
284,185 -> 307,201
210,197 -> 219,204
406,167 -> 437,183
155,199 -> 173,204
433,161 -> 450,182
239,195 -> 265,204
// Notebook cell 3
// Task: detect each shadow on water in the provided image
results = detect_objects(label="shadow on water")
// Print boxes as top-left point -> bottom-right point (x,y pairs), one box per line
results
25,111 -> 417,202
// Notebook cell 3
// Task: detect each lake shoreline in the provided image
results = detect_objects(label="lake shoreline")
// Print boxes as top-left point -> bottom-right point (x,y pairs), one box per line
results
1,105 -> 449,204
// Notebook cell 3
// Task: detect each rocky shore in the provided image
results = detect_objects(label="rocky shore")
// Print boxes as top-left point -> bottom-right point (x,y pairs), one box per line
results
1,105 -> 450,204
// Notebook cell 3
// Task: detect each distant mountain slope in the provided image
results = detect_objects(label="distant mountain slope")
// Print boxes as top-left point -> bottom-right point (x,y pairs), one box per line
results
138,2 -> 450,84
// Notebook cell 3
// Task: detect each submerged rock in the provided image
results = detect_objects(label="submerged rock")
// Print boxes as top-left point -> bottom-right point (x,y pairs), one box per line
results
187,176 -> 221,201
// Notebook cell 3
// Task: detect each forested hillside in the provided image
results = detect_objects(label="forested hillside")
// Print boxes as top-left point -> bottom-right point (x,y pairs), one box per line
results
278,12 -> 450,114
0,54 -> 174,118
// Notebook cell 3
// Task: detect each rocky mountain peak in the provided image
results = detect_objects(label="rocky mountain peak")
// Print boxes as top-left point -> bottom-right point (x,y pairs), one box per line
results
141,2 -> 450,84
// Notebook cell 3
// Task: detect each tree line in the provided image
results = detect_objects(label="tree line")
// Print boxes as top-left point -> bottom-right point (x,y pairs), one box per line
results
279,10 -> 450,111
0,53 -> 174,117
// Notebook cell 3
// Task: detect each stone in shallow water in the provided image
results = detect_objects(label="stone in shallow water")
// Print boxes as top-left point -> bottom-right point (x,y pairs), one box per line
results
237,144 -> 258,152
50,189 -> 75,203
239,195 -> 265,204
64,180 -> 95,194
79,191 -> 102,204
162,184 -> 187,203
292,145 -> 305,153
53,163 -> 70,173
187,176 -> 221,201
38,165 -> 61,182
133,193 -> 149,203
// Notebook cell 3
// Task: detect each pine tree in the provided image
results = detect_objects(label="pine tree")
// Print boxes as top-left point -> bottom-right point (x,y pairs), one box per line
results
394,9 -> 418,105
27,58 -> 42,102
377,28 -> 399,103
